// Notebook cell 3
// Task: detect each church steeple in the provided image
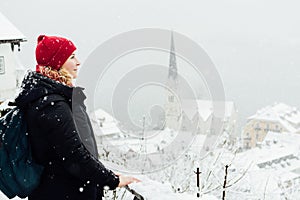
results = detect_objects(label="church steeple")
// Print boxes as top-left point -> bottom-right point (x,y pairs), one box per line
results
168,31 -> 177,80
165,31 -> 181,130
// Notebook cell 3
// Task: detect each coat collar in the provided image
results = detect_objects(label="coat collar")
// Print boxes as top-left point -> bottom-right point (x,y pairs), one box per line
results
15,71 -> 81,108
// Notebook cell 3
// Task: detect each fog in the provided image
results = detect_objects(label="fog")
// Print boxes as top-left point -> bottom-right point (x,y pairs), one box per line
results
1,0 -> 300,132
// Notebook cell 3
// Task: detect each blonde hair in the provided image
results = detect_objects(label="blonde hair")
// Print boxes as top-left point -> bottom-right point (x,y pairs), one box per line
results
38,66 -> 73,87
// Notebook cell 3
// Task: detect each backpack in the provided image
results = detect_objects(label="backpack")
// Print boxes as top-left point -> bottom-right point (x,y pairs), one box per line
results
0,105 -> 43,199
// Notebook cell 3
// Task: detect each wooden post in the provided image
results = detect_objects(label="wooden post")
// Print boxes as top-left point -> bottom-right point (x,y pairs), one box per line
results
222,165 -> 229,200
194,167 -> 201,198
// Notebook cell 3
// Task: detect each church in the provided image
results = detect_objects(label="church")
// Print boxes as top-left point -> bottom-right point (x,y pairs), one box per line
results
164,32 -> 237,137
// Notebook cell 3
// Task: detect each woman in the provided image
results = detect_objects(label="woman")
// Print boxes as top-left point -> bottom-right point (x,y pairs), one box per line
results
15,35 -> 139,200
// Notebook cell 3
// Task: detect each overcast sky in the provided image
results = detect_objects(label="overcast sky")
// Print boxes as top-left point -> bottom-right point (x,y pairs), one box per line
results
1,0 -> 300,131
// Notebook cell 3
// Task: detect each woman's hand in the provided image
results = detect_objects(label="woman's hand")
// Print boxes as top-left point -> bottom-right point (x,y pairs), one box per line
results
117,175 -> 141,187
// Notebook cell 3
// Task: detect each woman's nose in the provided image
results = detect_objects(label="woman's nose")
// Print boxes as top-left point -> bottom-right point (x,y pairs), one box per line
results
75,57 -> 81,66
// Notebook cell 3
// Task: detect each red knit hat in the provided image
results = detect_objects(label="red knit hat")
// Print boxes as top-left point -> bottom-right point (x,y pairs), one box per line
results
35,35 -> 77,71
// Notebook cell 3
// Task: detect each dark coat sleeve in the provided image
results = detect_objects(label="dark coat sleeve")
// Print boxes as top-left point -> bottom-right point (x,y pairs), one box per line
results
37,100 -> 119,190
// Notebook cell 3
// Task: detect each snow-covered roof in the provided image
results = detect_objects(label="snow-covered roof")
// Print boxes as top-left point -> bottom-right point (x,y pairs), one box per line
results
92,109 -> 121,136
248,103 -> 300,122
244,169 -> 297,196
98,126 -> 121,136
263,131 -> 300,147
235,131 -> 300,172
100,128 -> 198,156
182,100 -> 236,121
0,12 -> 26,42
94,108 -> 115,122
247,146 -> 298,170
248,103 -> 300,132
232,132 -> 300,197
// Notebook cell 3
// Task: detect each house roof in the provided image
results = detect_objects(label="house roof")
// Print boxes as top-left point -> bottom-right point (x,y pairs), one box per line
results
182,100 -> 236,121
92,108 -> 121,136
231,132 -> 300,195
248,103 -> 300,133
0,12 -> 26,43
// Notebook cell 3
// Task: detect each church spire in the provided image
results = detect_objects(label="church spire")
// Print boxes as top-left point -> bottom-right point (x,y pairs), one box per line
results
168,31 -> 177,80
165,31 -> 181,130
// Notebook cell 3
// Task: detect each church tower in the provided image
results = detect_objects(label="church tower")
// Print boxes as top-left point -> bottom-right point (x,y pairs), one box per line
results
165,32 -> 182,130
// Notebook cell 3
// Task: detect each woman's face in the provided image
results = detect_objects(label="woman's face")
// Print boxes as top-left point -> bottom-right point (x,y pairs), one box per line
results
61,53 -> 80,79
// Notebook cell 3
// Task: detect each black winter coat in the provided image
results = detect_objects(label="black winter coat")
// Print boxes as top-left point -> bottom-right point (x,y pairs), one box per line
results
15,71 -> 119,200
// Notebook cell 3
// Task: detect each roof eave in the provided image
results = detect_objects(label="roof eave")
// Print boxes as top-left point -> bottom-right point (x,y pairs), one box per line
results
0,38 -> 27,44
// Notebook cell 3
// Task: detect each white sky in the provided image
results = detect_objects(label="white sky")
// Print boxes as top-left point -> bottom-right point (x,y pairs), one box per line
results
1,0 -> 300,131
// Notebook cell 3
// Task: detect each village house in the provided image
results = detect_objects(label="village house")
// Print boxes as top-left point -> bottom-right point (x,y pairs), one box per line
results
243,103 -> 300,148
0,12 -> 26,108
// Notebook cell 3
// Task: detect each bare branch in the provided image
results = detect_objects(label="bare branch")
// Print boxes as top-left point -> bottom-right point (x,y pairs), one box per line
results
263,176 -> 270,200
225,161 -> 253,188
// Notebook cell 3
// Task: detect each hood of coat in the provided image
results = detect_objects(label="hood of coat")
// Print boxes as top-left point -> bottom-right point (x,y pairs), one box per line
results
15,71 -> 75,108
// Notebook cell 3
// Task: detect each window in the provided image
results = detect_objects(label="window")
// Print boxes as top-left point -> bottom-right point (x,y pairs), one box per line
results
168,95 -> 174,102
0,56 -> 5,74
265,124 -> 270,132
246,142 -> 249,148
